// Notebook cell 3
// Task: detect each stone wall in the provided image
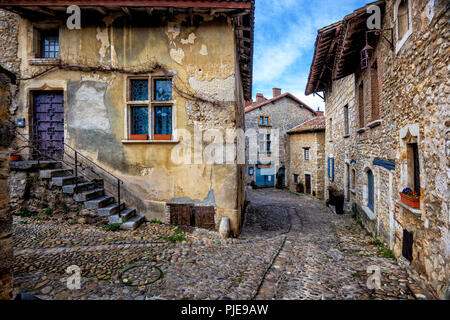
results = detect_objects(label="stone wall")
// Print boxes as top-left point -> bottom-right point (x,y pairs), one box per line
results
245,96 -> 317,185
0,71 -> 13,300
324,0 -> 449,298
0,9 -> 19,73
287,130 -> 325,199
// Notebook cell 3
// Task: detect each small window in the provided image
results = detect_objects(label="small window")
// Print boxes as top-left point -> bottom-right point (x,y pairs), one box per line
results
267,141 -> 271,153
40,29 -> 59,58
304,148 -> 310,161
397,0 -> 410,41
370,61 -> 380,121
127,77 -> 173,141
407,143 -> 421,195
329,118 -> 333,140
351,169 -> 356,190
293,174 -> 299,184
367,169 -> 375,211
344,105 -> 350,135
259,116 -> 270,127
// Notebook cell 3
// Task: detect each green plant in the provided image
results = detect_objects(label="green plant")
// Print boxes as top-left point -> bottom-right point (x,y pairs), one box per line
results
32,215 -> 42,221
151,219 -> 163,224
103,223 -> 121,232
352,272 -> 362,278
18,209 -> 35,217
44,207 -> 53,215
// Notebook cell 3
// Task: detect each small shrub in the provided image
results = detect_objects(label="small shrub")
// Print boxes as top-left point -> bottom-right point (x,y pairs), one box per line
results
151,219 -> 163,224
103,223 -> 121,232
18,209 -> 35,218
44,207 -> 53,215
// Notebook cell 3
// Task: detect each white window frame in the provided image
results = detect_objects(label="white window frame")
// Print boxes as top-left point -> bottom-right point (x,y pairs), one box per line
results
394,0 -> 413,54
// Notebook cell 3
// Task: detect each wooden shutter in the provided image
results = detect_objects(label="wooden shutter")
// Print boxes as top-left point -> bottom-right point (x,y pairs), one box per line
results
169,204 -> 194,226
193,206 -> 215,230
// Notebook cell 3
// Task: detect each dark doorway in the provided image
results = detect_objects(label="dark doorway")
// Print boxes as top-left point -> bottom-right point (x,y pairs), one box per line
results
402,229 -> 414,262
33,91 -> 64,160
305,174 -> 311,194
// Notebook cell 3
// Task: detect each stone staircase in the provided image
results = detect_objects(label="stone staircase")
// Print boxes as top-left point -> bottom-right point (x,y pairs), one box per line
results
31,161 -> 145,230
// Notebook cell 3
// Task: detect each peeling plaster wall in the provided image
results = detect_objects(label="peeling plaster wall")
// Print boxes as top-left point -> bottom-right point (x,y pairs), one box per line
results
11,14 -> 245,234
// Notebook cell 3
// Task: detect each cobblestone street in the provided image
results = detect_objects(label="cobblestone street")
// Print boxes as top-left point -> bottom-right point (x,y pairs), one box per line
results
13,189 -> 425,300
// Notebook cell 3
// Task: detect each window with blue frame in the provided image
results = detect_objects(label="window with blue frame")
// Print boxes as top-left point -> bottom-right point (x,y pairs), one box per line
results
130,79 -> 149,101
155,106 -> 172,136
127,77 -> 173,140
327,157 -> 335,182
154,79 -> 172,101
131,107 -> 149,135
40,30 -> 59,58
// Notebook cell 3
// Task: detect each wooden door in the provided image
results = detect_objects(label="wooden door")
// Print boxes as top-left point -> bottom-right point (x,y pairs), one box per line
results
305,174 -> 311,194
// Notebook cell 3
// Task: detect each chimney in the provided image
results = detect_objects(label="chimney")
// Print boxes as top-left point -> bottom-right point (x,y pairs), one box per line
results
273,88 -> 281,98
245,99 -> 253,107
256,93 -> 265,103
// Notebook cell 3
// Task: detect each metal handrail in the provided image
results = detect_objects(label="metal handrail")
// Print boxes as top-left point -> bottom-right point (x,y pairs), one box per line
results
9,121 -> 123,206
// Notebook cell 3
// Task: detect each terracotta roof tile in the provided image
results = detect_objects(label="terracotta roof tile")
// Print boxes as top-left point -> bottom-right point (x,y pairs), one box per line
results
244,92 -> 317,115
287,115 -> 325,134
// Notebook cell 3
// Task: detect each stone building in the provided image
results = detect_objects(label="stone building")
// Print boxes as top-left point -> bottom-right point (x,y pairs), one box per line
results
287,114 -> 325,199
0,64 -> 16,300
306,0 -> 449,298
0,1 -> 255,236
245,89 -> 317,188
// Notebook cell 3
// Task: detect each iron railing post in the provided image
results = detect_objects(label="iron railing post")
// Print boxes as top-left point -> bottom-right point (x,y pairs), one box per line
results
75,151 -> 78,190
117,179 -> 121,211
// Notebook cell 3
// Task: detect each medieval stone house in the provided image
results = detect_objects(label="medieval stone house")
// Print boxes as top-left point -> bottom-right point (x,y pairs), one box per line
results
245,89 -> 318,188
287,114 -> 325,199
0,1 -> 255,235
306,0 -> 449,298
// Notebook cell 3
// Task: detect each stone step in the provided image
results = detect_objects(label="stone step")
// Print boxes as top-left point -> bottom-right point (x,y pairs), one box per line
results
97,202 -> 125,216
120,215 -> 145,231
10,160 -> 63,171
74,188 -> 105,202
62,182 -> 96,194
51,175 -> 83,187
120,208 -> 136,221
40,169 -> 73,179
85,196 -> 114,210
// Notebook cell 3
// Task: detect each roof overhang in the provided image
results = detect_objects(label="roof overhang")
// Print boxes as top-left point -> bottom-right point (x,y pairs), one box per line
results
0,0 -> 254,99
305,0 -> 385,96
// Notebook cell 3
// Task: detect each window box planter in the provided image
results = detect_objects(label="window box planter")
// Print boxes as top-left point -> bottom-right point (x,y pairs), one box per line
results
9,154 -> 21,161
130,134 -> 149,141
399,192 -> 420,209
154,134 -> 172,141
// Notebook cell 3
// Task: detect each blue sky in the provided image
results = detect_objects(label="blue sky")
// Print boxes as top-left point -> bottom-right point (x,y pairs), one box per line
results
252,0 -> 369,111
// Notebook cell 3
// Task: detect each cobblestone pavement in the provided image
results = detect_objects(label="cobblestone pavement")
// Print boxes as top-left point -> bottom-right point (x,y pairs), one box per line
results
13,189 -> 424,300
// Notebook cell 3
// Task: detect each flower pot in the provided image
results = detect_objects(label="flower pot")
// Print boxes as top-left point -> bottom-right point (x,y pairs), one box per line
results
399,192 -> 420,209
130,134 -> 149,141
9,154 -> 20,161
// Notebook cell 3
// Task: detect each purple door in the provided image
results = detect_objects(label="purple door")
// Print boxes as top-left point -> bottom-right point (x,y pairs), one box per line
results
33,92 -> 64,160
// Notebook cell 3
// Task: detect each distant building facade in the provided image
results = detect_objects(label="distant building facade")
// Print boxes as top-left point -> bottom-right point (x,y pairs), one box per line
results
306,0 -> 449,298
287,114 -> 325,199
245,89 -> 317,188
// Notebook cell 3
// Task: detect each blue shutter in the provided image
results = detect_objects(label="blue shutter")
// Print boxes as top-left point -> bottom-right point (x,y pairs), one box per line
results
327,158 -> 330,179
331,158 -> 335,182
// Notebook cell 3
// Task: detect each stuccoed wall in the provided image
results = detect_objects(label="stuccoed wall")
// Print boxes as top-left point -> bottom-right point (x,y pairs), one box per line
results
11,13 -> 245,234
245,97 -> 317,184
325,0 -> 449,298
288,131 -> 325,199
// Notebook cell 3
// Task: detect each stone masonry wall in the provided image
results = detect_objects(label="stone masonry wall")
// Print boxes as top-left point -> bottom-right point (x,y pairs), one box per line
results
325,0 -> 449,298
0,9 -> 19,73
245,96 -> 317,185
288,131 -> 325,199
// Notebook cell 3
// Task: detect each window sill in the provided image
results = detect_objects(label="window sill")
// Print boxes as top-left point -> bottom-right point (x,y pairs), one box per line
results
367,119 -> 382,129
29,58 -> 60,66
361,206 -> 375,221
396,200 -> 421,216
356,128 -> 366,134
121,140 -> 180,144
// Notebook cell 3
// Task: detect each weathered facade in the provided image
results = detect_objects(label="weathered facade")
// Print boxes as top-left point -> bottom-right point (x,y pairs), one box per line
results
0,1 -> 255,235
287,115 -> 325,199
245,90 -> 317,188
306,0 -> 449,298
0,65 -> 16,300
